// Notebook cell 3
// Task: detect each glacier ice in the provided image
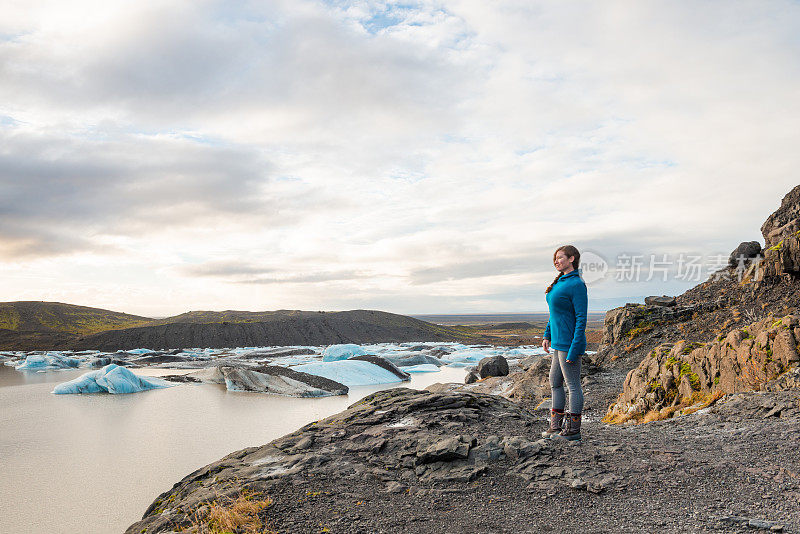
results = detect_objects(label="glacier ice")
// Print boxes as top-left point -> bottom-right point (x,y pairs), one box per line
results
291,359 -> 405,386
52,364 -> 172,394
401,364 -> 441,373
16,353 -> 81,370
321,344 -> 367,362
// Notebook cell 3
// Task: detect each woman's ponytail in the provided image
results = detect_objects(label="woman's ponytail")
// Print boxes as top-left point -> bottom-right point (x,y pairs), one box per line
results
545,272 -> 563,293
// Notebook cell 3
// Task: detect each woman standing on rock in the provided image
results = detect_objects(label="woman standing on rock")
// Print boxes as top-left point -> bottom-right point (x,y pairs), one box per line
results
541,245 -> 588,441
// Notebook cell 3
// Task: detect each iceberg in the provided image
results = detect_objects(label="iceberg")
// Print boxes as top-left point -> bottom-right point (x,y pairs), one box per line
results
16,354 -> 47,369
322,344 -> 367,362
185,365 -> 348,397
401,364 -> 441,373
53,364 -> 172,394
439,350 -> 488,365
16,353 -> 81,370
291,359 -> 406,386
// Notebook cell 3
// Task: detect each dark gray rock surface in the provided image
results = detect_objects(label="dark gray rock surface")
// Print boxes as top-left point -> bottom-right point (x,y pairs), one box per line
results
381,353 -> 443,367
644,295 -> 676,307
126,387 -> 800,534
476,355 -> 509,378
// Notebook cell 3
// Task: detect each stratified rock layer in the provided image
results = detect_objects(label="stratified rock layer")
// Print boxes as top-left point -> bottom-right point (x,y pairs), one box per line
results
607,314 -> 800,419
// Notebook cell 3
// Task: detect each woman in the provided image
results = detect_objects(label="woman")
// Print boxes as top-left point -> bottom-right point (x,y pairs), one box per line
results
541,245 -> 588,441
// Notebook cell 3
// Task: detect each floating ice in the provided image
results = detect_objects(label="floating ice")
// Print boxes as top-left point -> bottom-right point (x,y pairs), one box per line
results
322,344 -> 367,362
128,348 -> 155,355
401,364 -> 440,373
53,364 -> 172,394
291,359 -> 404,386
503,347 -> 545,358
16,353 -> 81,370
16,354 -> 47,369
438,349 -> 489,365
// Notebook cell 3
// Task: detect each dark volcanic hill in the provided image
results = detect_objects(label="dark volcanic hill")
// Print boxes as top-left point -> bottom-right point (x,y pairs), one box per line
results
67,309 -> 476,350
0,301 -> 152,350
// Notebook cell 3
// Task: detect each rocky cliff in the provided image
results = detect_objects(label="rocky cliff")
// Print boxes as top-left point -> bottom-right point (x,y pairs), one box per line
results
598,185 -> 800,422
594,185 -> 800,370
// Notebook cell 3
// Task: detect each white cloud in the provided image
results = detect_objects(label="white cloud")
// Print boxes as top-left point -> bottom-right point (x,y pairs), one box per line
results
0,0 -> 798,315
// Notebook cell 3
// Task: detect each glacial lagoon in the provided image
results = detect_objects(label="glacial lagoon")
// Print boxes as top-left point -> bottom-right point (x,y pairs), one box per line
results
0,342 -> 544,533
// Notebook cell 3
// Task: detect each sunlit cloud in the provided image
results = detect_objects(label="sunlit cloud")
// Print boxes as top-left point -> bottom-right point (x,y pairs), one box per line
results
0,0 -> 798,315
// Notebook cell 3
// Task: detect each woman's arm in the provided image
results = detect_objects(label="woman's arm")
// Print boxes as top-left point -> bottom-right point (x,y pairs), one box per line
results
566,282 -> 588,363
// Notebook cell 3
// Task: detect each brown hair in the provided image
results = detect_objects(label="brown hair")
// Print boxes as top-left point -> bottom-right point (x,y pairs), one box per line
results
545,245 -> 581,293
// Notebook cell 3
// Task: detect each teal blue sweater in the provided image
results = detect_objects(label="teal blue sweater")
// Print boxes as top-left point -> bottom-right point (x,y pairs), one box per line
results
543,269 -> 588,362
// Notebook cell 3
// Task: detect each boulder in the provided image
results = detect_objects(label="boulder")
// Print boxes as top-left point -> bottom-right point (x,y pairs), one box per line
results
728,241 -> 763,268
644,296 -> 676,307
506,356 -> 551,401
416,435 -> 473,463
476,355 -> 509,378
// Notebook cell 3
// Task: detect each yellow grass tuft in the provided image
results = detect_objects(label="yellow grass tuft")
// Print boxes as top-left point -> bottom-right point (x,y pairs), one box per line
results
182,490 -> 274,534
604,390 -> 725,426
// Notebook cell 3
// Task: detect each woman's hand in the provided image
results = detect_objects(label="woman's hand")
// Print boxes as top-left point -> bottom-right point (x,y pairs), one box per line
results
542,338 -> 550,353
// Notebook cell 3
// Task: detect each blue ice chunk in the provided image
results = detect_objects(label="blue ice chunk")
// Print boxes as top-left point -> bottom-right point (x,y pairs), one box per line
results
401,364 -> 441,373
322,344 -> 367,362
128,348 -> 155,355
52,369 -> 107,394
16,353 -> 81,370
291,359 -> 403,386
53,364 -> 172,394
440,350 -> 486,365
503,347 -> 546,358
16,354 -> 48,369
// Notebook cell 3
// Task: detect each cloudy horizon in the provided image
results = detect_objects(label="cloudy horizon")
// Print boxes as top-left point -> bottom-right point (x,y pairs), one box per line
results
1,0 -> 798,317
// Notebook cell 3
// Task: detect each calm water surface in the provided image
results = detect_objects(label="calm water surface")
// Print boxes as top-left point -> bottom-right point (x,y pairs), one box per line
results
0,363 -> 467,534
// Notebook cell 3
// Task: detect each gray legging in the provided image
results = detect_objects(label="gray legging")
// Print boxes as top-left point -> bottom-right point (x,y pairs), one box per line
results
549,349 -> 584,414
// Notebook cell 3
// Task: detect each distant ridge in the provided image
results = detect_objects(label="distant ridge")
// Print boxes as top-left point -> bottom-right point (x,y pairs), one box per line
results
0,301 -> 152,350
0,302 -> 479,350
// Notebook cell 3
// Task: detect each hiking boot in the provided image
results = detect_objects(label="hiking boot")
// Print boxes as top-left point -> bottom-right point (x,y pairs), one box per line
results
541,409 -> 565,438
553,413 -> 582,441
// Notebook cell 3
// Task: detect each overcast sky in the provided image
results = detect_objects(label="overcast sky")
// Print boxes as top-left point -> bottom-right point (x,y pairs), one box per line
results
1,0 -> 798,317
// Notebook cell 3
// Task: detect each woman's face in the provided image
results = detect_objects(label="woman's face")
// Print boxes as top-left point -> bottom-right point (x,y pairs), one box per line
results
554,250 -> 575,273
